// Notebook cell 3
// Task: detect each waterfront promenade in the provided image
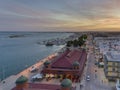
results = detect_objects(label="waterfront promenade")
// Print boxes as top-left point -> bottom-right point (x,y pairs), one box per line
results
0,53 -> 58,90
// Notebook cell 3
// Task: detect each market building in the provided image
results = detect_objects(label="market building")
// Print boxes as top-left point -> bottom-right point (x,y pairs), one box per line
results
42,48 -> 87,82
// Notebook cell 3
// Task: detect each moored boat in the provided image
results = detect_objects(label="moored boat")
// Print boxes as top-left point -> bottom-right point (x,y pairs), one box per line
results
45,42 -> 54,46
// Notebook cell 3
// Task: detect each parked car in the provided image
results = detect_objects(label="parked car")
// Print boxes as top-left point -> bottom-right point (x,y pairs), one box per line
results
29,66 -> 38,73
86,75 -> 90,81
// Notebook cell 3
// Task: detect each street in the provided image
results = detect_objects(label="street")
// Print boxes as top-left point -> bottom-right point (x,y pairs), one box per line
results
78,35 -> 114,90
84,52 -> 112,90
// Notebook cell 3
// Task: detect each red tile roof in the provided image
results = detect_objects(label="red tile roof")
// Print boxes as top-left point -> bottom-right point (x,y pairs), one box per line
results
12,83 -> 60,90
12,83 -> 76,90
28,83 -> 61,90
51,49 -> 84,69
42,49 -> 87,76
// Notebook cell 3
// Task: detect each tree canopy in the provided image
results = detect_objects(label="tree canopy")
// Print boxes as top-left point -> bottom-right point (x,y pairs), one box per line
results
66,34 -> 87,47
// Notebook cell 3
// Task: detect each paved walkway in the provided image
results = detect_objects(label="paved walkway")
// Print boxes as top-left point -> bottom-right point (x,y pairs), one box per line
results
0,75 -> 17,90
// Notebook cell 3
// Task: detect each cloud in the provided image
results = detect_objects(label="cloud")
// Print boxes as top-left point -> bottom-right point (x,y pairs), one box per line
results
0,0 -> 120,31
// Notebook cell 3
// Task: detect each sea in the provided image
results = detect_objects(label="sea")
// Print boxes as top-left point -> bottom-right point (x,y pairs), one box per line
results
0,32 -> 73,80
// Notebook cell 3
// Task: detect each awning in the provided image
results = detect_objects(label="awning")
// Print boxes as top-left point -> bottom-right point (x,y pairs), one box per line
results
32,73 -> 43,79
49,74 -> 54,78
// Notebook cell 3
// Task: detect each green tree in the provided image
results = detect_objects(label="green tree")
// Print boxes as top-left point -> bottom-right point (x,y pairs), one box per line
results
73,39 -> 79,47
66,40 -> 73,47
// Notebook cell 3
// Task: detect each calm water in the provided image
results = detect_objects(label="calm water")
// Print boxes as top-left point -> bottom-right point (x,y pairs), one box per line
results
0,32 -> 73,80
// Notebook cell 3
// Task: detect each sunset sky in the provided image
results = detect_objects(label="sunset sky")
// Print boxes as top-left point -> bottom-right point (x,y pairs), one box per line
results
0,0 -> 120,32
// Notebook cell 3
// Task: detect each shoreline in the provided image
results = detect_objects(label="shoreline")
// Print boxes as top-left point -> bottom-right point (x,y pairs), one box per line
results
17,52 -> 58,77
0,46 -> 66,90
0,32 -> 76,90
0,32 -> 73,80
0,32 -> 80,82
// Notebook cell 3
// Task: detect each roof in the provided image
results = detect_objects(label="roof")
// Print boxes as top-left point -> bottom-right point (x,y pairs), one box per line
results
105,51 -> 120,62
42,49 -> 87,76
32,74 -> 43,79
28,83 -> 61,90
51,49 -> 83,69
12,83 -> 61,90
12,83 -> 76,90
15,75 -> 28,84
61,79 -> 72,88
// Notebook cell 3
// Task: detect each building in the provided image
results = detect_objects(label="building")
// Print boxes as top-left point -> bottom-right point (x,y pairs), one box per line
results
12,76 -> 75,90
42,49 -> 87,82
12,48 -> 87,90
104,52 -> 120,80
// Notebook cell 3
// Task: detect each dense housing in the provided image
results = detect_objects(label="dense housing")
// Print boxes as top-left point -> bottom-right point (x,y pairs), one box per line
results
104,52 -> 120,80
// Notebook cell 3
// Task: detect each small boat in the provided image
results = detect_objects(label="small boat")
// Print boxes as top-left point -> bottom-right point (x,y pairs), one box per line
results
45,42 -> 54,46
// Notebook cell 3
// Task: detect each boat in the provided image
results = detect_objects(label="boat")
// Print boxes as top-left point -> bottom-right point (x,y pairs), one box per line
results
45,42 -> 54,46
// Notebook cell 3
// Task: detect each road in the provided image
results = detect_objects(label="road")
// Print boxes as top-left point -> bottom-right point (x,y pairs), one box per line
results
84,52 -> 112,90
81,35 -> 113,90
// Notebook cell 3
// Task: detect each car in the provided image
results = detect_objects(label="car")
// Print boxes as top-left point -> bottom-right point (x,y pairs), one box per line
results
86,75 -> 90,81
29,66 -> 38,73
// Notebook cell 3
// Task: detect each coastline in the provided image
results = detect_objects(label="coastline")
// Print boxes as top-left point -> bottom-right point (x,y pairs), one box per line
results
0,46 -> 66,90
0,32 -> 73,80
0,32 -> 77,90
17,52 -> 58,78
0,32 -> 78,81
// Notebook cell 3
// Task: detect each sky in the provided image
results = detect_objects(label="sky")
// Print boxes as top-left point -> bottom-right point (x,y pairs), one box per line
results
0,0 -> 120,32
